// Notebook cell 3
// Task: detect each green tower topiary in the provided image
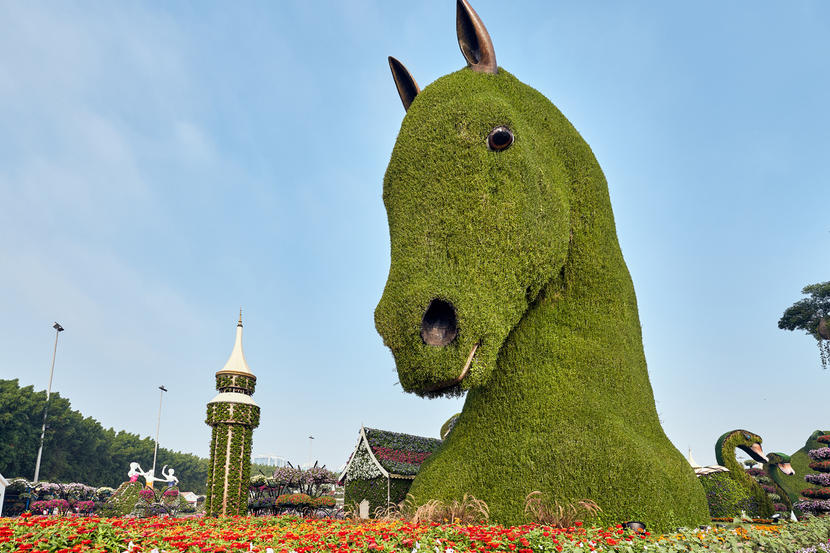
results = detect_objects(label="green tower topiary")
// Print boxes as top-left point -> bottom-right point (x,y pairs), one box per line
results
205,313 -> 260,516
373,0 -> 709,531
711,430 -> 774,518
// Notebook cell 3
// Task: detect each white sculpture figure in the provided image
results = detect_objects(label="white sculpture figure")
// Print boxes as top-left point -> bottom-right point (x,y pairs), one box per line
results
159,466 -> 179,487
127,462 -> 178,488
127,462 -> 145,483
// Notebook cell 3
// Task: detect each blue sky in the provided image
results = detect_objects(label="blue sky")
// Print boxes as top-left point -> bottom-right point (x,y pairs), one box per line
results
1,1 -> 828,476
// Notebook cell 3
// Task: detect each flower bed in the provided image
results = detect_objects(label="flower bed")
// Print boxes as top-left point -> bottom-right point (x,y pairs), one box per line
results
807,473 -> 830,487
1,514 -> 830,553
803,488 -> 830,500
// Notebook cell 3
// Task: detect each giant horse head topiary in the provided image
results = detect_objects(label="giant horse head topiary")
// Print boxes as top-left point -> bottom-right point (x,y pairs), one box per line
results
374,0 -> 709,530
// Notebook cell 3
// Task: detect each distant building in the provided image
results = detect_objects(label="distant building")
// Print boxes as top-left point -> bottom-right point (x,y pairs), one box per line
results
252,454 -> 289,467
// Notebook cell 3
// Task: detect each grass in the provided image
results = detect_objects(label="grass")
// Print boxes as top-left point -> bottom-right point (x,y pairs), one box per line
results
524,491 -> 602,527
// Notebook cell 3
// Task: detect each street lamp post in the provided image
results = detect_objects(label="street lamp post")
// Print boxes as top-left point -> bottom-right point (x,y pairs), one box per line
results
33,322 -> 64,484
151,385 -> 168,485
308,436 -> 314,467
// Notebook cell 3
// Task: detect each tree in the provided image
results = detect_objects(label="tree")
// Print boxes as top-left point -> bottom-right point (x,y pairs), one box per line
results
0,379 -> 208,492
778,281 -> 830,370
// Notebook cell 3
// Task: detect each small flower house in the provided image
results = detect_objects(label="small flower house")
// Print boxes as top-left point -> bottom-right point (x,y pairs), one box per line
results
339,426 -> 441,515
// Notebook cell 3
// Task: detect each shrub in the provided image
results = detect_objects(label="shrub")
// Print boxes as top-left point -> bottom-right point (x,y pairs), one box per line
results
313,496 -> 336,508
809,448 -> 830,461
344,477 -> 412,517
801,488 -> 830,499
699,472 -> 761,518
30,499 -> 70,515
399,493 -> 489,524
276,493 -> 313,509
806,473 -> 830,486
74,500 -> 95,514
103,481 -> 143,516
523,492 -> 600,528
95,487 -> 115,501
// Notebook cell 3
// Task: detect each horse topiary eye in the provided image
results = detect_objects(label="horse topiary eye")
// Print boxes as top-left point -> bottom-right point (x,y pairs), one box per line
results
487,126 -> 513,151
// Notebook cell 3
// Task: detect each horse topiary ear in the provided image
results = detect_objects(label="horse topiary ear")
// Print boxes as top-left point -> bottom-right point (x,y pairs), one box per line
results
388,56 -> 420,111
456,0 -> 497,74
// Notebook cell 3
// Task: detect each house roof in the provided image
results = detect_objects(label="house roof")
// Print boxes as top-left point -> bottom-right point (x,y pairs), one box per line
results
364,427 -> 442,476
339,426 -> 442,482
180,491 -> 199,502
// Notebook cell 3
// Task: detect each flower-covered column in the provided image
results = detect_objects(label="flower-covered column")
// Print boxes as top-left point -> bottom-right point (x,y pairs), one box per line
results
205,313 -> 260,516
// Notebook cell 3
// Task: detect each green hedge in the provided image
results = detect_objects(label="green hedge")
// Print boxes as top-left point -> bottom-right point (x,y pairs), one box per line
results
344,477 -> 413,516
699,472 -> 761,518
102,481 -> 143,516
374,61 -> 709,531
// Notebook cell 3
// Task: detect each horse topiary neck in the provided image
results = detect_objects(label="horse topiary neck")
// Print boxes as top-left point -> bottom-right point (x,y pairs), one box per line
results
409,224 -> 710,530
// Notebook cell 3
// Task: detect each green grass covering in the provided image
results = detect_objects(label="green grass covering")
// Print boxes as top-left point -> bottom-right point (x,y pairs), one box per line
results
345,477 -> 412,515
374,67 -> 709,531
103,481 -> 142,516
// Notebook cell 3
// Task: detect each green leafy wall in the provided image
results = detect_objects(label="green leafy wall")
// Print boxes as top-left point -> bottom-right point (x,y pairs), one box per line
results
344,477 -> 412,515
699,472 -> 761,518
205,401 -> 259,516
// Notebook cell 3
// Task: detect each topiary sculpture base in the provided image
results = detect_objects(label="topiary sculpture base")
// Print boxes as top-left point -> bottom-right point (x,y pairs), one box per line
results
406,263 -> 709,530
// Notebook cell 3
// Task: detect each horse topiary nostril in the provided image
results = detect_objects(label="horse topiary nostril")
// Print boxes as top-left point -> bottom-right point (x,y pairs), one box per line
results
420,299 -> 458,347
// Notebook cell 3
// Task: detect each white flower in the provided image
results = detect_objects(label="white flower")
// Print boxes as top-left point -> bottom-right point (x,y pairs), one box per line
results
346,447 -> 384,480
